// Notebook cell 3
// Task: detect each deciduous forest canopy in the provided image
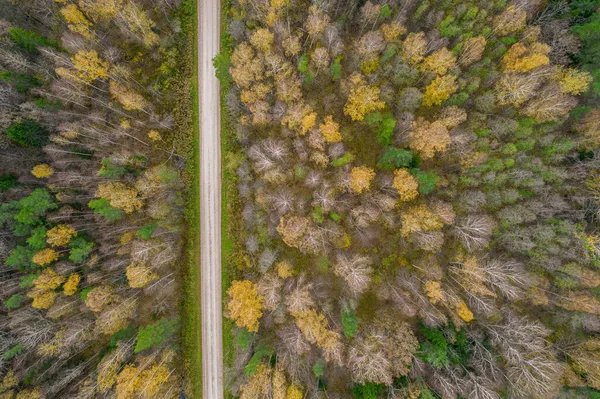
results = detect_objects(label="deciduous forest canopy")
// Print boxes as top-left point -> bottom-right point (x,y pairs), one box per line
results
219,0 -> 600,398
0,0 -> 194,397
2,0 -> 600,398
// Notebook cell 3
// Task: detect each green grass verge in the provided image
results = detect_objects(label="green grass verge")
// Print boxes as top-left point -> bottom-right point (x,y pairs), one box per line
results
218,1 -> 237,398
175,0 -> 201,397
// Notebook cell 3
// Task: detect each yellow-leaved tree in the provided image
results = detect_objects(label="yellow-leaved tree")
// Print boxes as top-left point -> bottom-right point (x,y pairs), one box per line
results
47,224 -> 77,247
393,169 -> 419,201
226,280 -> 264,332
61,4 -> 93,39
32,248 -> 59,266
319,115 -> 342,143
344,84 -> 385,121
409,118 -> 450,159
31,164 -> 54,178
71,50 -> 109,83
350,166 -> 375,193
109,82 -> 149,110
422,75 -> 458,107
96,182 -> 143,214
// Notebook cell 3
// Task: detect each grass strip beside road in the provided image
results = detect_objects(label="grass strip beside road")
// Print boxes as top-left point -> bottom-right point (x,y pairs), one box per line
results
176,0 -> 202,396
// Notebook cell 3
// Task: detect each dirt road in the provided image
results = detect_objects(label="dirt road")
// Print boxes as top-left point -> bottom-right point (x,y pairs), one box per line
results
198,0 -> 223,397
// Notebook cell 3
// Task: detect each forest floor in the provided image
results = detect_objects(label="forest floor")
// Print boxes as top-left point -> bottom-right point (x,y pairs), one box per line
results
198,0 -> 224,397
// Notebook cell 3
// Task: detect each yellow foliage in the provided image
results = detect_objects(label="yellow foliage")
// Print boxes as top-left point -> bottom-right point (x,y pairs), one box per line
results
424,280 -> 443,304
109,81 -> 149,110
31,164 -> 54,179
1,370 -> 17,391
120,2 -> 159,47
554,67 -> 593,95
96,182 -> 143,214
116,362 -> 173,399
350,166 -> 375,194
47,224 -> 77,247
287,385 -> 303,399
300,111 -> 317,135
422,75 -> 458,107
78,0 -> 121,22
402,32 -> 427,65
34,268 -> 65,290
493,5 -> 526,36
28,289 -> 57,309
85,285 -> 114,312
120,231 -> 134,245
148,130 -> 162,142
400,204 -> 443,237
32,248 -> 59,266
456,301 -> 474,322
344,84 -> 385,121
460,36 -> 486,67
319,115 -> 341,143
420,47 -> 456,75
392,169 -> 418,201
439,106 -> 467,129
502,42 -> 550,73
61,4 -> 92,39
276,261 -> 293,279
250,28 -> 274,53
15,388 -> 41,399
409,118 -> 450,159
381,22 -> 406,42
71,50 -> 109,83
63,273 -> 80,296
126,262 -> 159,288
360,57 -> 380,74
226,280 -> 264,332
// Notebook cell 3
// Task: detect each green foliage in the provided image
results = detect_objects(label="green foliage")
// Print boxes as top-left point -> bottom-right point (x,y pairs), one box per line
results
417,324 -> 449,368
136,224 -> 158,240
0,71 -> 42,93
312,206 -> 325,225
331,152 -> 355,167
317,256 -> 330,273
417,324 -> 470,368
411,169 -> 439,195
134,317 -> 179,353
377,148 -> 415,170
377,113 -> 397,146
329,211 -> 342,223
235,327 -> 254,349
88,199 -> 125,222
419,385 -> 437,399
380,4 -> 393,18
80,287 -> 93,301
352,383 -> 385,399
4,344 -> 23,360
4,120 -> 49,147
68,237 -> 94,263
6,246 -> 36,271
331,56 -> 342,81
14,189 -> 56,228
298,53 -> 309,73
341,310 -> 360,338
98,158 -> 129,179
109,324 -> 136,348
244,345 -> 273,376
8,28 -> 57,53
19,273 -> 38,288
26,226 -> 47,250
213,51 -> 232,87
4,294 -> 25,309
34,98 -> 62,111
313,359 -> 325,377
0,174 -> 18,192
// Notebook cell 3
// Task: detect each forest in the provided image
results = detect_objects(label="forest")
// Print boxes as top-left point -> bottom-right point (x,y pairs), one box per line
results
0,0 -> 195,397
219,0 -> 600,398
